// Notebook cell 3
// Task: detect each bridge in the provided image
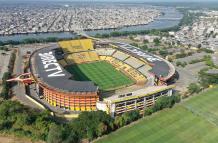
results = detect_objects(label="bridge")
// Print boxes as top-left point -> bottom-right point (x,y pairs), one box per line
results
7,73 -> 34,85
155,18 -> 181,21
74,30 -> 101,41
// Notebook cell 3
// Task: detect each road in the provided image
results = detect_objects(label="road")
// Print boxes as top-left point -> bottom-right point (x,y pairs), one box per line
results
12,47 -> 40,109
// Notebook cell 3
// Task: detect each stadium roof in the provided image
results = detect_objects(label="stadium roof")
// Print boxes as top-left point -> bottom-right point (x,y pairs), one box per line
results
115,42 -> 175,81
30,45 -> 98,93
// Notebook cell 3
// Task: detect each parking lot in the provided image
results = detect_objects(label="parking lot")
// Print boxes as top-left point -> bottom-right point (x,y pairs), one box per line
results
173,52 -> 212,92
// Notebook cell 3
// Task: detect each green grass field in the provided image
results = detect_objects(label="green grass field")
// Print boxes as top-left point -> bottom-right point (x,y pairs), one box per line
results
65,61 -> 134,91
96,87 -> 218,143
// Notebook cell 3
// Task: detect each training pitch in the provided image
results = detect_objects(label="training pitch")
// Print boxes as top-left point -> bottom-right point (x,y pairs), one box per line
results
65,61 -> 134,91
95,87 -> 218,143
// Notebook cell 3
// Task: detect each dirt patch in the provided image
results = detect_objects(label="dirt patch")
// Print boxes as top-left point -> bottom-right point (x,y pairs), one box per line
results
0,135 -> 44,143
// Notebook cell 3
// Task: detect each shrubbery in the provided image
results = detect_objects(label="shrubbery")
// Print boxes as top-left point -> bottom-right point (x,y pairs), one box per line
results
8,51 -> 16,73
0,36 -> 78,46
0,94 -> 181,143
159,50 -> 169,57
175,52 -> 193,59
144,95 -> 180,116
200,48 -> 214,54
0,50 -> 16,99
0,101 -> 54,140
176,61 -> 187,67
189,58 -> 204,64
114,110 -> 141,128
199,69 -> 218,88
203,55 -> 215,68
1,72 -> 11,99
188,83 -> 201,94
0,46 -> 9,51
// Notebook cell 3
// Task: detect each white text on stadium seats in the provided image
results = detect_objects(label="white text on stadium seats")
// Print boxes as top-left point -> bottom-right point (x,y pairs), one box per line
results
121,44 -> 162,62
39,52 -> 65,77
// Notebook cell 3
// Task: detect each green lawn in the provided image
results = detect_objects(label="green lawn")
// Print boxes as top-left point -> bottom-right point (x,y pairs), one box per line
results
65,61 -> 134,91
183,87 -> 218,126
96,87 -> 218,143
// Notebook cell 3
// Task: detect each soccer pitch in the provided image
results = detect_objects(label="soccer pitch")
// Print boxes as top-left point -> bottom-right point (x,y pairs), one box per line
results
96,87 -> 218,143
65,61 -> 134,91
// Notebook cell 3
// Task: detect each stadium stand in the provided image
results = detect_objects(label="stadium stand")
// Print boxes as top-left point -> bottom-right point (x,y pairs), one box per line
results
59,39 -> 99,64
99,56 -> 107,60
95,48 -> 150,85
112,51 -> 130,61
95,48 -> 116,56
124,56 -> 145,69
58,59 -> 68,67
138,65 -> 152,77
103,56 -> 147,84
88,51 -> 99,61
100,85 -> 174,117
59,39 -> 94,53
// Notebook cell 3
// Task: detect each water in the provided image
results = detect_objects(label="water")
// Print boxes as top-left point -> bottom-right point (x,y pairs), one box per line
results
0,7 -> 182,42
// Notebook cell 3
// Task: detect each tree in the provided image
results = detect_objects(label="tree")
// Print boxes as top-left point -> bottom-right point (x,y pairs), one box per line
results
47,124 -> 63,143
127,110 -> 141,121
199,69 -> 218,88
68,111 -> 113,140
159,50 -> 168,57
129,35 -> 134,40
188,83 -> 201,94
143,39 -> 149,44
144,107 -> 153,116
188,44 -> 192,48
151,94 -> 181,113
176,61 -> 182,66
0,41 -> 3,46
130,43 -> 138,47
63,131 -> 80,143
197,44 -> 202,49
170,93 -> 181,104
114,116 -> 124,128
181,62 -> 187,68
140,44 -> 148,50
96,122 -> 108,137
1,72 -> 11,99
153,38 -> 160,46
122,113 -> 131,125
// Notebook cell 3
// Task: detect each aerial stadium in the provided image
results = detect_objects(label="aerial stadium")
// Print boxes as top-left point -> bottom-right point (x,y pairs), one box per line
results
13,38 -> 176,117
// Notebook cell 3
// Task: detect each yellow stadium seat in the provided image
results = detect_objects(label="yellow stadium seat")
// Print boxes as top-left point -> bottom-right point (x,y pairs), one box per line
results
58,59 -> 68,67
59,39 -> 100,64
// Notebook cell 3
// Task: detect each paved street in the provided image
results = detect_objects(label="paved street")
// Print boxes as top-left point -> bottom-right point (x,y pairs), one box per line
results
12,47 -> 40,109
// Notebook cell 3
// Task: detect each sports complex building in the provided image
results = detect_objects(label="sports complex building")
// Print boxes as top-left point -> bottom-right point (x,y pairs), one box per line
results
28,38 -> 176,116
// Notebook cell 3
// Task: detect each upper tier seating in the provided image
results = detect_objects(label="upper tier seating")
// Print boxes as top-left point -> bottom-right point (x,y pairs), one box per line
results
59,39 -> 99,64
59,39 -> 94,53
95,48 -> 116,56
112,51 -> 130,61
124,57 -> 145,69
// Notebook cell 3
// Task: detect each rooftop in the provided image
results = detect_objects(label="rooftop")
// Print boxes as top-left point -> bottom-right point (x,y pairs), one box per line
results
104,85 -> 174,103
30,45 -> 98,93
